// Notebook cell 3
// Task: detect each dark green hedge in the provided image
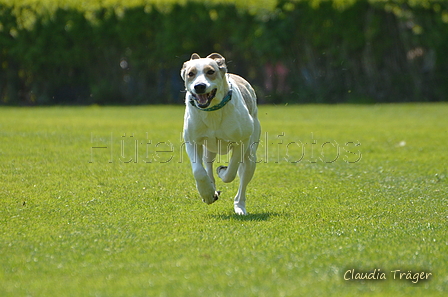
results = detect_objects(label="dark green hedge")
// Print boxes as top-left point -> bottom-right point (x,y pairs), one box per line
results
1,0 -> 447,105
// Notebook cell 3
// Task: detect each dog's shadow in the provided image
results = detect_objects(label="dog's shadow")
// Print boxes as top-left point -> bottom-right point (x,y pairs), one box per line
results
210,212 -> 280,222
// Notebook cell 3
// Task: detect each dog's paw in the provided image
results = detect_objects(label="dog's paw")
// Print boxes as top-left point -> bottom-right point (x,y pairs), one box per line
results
216,165 -> 227,179
234,205 -> 247,215
202,190 -> 221,205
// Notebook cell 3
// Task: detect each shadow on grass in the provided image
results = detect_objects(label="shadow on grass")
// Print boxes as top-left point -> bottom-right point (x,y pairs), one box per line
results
211,212 -> 281,222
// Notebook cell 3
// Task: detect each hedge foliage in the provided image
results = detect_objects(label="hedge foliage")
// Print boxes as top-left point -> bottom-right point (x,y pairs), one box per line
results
1,0 -> 448,104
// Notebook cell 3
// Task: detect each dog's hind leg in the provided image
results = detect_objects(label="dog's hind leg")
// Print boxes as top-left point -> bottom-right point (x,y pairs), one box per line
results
233,155 -> 256,215
233,124 -> 260,215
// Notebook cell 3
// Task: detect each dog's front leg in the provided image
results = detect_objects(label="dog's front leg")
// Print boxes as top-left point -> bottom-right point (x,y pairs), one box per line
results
186,142 -> 220,204
216,140 -> 247,183
203,149 -> 217,187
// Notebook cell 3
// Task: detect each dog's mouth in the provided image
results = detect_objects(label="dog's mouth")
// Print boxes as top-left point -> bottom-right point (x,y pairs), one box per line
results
192,89 -> 217,108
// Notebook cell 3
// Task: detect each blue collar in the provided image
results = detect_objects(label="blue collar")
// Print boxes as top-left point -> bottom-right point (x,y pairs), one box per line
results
189,89 -> 232,112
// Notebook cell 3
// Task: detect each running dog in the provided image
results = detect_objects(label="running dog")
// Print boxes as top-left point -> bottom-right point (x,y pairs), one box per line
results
181,53 -> 261,215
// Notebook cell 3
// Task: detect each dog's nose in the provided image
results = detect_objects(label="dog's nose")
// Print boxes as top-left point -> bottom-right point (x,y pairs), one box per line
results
194,83 -> 207,93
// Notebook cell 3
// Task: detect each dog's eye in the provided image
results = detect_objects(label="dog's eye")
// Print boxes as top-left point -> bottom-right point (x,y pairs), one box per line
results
188,72 -> 195,77
207,70 -> 215,75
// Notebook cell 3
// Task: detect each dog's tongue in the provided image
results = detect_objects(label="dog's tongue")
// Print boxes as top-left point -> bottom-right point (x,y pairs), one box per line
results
197,94 -> 209,105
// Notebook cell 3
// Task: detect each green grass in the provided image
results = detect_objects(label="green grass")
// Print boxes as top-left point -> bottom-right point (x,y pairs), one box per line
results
1,104 -> 447,296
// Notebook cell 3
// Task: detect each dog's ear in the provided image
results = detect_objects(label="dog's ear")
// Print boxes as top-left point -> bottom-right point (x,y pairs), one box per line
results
207,53 -> 227,73
181,54 -> 201,81
180,62 -> 187,81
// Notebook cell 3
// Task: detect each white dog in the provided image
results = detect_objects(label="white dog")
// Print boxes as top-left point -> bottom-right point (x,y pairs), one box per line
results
181,53 -> 261,215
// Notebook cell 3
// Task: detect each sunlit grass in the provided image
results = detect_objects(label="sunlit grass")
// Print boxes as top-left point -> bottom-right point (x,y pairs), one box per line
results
0,104 -> 447,296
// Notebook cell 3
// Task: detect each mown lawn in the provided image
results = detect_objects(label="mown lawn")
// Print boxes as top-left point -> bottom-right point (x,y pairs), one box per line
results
0,104 -> 447,296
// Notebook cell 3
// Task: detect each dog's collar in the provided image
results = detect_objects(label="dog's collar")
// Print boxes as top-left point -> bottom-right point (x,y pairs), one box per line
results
189,87 -> 232,112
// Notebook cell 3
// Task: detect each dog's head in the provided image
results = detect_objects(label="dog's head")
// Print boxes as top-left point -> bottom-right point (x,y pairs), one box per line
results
181,53 -> 228,108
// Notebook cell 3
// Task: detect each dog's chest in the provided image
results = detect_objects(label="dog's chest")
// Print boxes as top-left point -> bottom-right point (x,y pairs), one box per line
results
184,109 -> 253,145
200,112 -> 223,131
